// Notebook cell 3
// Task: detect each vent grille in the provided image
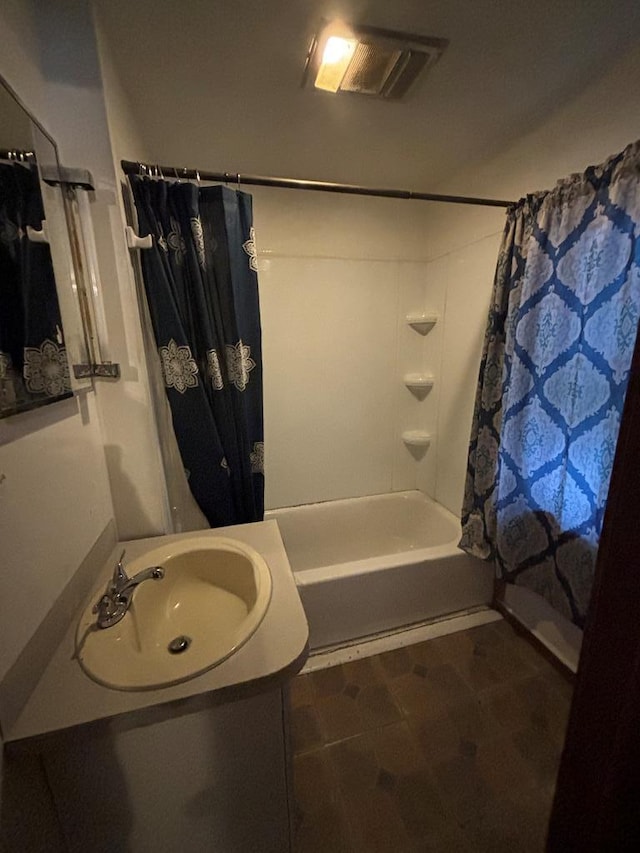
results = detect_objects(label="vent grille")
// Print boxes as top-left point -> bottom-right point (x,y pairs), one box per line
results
340,43 -> 402,95
304,23 -> 449,100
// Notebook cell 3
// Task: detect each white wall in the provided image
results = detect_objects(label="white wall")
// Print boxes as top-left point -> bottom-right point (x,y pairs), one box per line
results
430,233 -> 503,514
86,6 -> 171,539
0,0 -> 115,685
0,0 -> 182,684
254,189 -> 445,508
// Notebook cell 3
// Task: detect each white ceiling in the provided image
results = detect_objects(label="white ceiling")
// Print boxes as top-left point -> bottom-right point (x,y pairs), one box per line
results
96,0 -> 640,188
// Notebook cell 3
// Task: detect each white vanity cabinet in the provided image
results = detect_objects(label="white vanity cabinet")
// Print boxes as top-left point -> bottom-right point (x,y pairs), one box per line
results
41,687 -> 293,853
2,521 -> 307,853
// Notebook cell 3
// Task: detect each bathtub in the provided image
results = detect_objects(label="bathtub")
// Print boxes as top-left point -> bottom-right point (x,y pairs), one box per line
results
266,490 -> 494,651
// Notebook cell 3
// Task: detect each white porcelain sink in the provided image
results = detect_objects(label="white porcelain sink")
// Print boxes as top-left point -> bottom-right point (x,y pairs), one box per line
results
76,536 -> 272,691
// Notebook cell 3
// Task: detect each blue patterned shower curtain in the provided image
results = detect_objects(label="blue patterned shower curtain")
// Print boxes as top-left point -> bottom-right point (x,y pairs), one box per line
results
130,177 -> 264,528
460,141 -> 640,627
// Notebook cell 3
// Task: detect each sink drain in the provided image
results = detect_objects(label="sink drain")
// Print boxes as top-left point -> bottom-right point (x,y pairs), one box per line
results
168,635 -> 192,654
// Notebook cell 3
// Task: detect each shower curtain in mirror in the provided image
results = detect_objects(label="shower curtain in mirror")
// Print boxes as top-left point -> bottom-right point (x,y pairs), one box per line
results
460,141 -> 640,627
0,161 -> 71,413
130,176 -> 264,528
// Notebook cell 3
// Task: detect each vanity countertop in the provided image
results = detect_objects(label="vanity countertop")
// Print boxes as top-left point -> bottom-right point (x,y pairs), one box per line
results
5,520 -> 308,744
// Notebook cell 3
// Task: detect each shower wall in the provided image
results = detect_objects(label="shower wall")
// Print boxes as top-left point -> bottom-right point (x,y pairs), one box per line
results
253,190 -> 445,510
429,232 -> 503,516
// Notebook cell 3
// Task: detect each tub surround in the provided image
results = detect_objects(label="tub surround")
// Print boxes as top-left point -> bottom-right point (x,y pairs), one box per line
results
3,520 -> 308,745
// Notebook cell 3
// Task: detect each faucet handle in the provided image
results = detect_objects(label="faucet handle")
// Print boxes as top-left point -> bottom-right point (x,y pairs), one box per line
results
111,549 -> 128,589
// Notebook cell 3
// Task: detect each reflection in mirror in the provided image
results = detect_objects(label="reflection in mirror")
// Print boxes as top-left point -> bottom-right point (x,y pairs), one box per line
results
0,80 -> 73,417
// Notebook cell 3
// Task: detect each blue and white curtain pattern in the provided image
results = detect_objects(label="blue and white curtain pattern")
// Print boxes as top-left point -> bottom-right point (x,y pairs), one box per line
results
460,141 -> 640,627
130,177 -> 264,528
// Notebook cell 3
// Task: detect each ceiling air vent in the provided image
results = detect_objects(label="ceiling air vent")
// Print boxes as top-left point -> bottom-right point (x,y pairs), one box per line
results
303,22 -> 449,100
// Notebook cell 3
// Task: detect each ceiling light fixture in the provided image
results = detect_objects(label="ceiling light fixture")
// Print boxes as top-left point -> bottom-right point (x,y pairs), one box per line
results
303,20 -> 449,100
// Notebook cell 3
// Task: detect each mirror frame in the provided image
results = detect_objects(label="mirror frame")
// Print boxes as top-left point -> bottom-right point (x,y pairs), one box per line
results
0,74 -> 91,418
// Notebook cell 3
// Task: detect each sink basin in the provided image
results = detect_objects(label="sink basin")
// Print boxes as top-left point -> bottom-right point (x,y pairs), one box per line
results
76,536 -> 272,691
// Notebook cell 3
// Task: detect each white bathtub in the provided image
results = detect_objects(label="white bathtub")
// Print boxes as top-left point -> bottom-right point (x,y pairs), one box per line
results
266,490 -> 495,651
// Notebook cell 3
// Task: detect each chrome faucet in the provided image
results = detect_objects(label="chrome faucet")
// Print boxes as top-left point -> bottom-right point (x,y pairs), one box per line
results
93,550 -> 165,629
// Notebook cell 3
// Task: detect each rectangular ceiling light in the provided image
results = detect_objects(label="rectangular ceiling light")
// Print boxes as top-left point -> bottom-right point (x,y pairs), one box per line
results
314,35 -> 358,92
303,21 -> 449,100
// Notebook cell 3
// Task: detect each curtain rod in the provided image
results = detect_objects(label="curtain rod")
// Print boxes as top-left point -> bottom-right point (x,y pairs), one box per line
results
120,160 -> 515,209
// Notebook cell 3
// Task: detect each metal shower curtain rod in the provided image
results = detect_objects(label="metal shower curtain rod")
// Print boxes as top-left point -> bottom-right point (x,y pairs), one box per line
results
120,160 -> 515,209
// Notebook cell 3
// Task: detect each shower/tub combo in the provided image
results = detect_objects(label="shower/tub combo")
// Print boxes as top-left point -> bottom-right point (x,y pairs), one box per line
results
267,490 -> 494,651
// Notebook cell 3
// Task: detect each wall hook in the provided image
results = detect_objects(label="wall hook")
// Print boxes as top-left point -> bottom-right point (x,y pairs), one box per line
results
125,225 -> 153,250
26,221 -> 49,244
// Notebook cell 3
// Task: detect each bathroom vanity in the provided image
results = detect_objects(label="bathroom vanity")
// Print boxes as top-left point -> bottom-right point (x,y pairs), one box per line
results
2,521 -> 308,853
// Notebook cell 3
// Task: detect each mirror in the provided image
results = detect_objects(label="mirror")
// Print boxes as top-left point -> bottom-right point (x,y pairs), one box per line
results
0,78 -> 75,418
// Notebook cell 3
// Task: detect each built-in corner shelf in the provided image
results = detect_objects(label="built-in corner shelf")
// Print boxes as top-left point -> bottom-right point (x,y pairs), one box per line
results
406,313 -> 438,334
403,374 -> 434,392
402,430 -> 431,448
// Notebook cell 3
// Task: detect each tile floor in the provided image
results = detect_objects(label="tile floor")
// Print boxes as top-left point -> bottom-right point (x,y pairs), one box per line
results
289,619 -> 573,852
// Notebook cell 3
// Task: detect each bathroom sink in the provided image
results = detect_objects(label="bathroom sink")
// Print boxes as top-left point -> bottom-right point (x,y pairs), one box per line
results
75,536 -> 272,691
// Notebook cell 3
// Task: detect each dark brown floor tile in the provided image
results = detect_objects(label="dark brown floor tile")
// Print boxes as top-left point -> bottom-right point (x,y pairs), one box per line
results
328,732 -> 379,793
295,800 -> 353,853
291,704 -> 323,754
479,683 -> 534,732
513,674 -> 572,744
425,663 -> 476,706
294,748 -> 336,816
357,683 -> 403,729
294,634 -> 568,852
540,661 -> 575,702
316,692 -> 365,743
478,640 -> 539,684
388,670 -> 449,719
460,793 -> 550,853
408,712 -> 463,764
432,752 -> 496,822
464,623 -> 506,649
474,734 -> 539,796
394,767 -> 450,840
452,651 -> 502,692
546,702 -> 570,748
312,664 -> 346,697
407,639 -> 446,668
413,826 -> 474,852
489,618 -> 519,641
508,632 -> 556,672
377,646 -> 415,678
448,698 -> 503,744
429,630 -> 475,663
371,721 -> 426,776
514,672 -> 556,709
345,786 -> 415,853
512,726 -> 563,788
289,673 -> 315,709
342,655 -> 385,688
